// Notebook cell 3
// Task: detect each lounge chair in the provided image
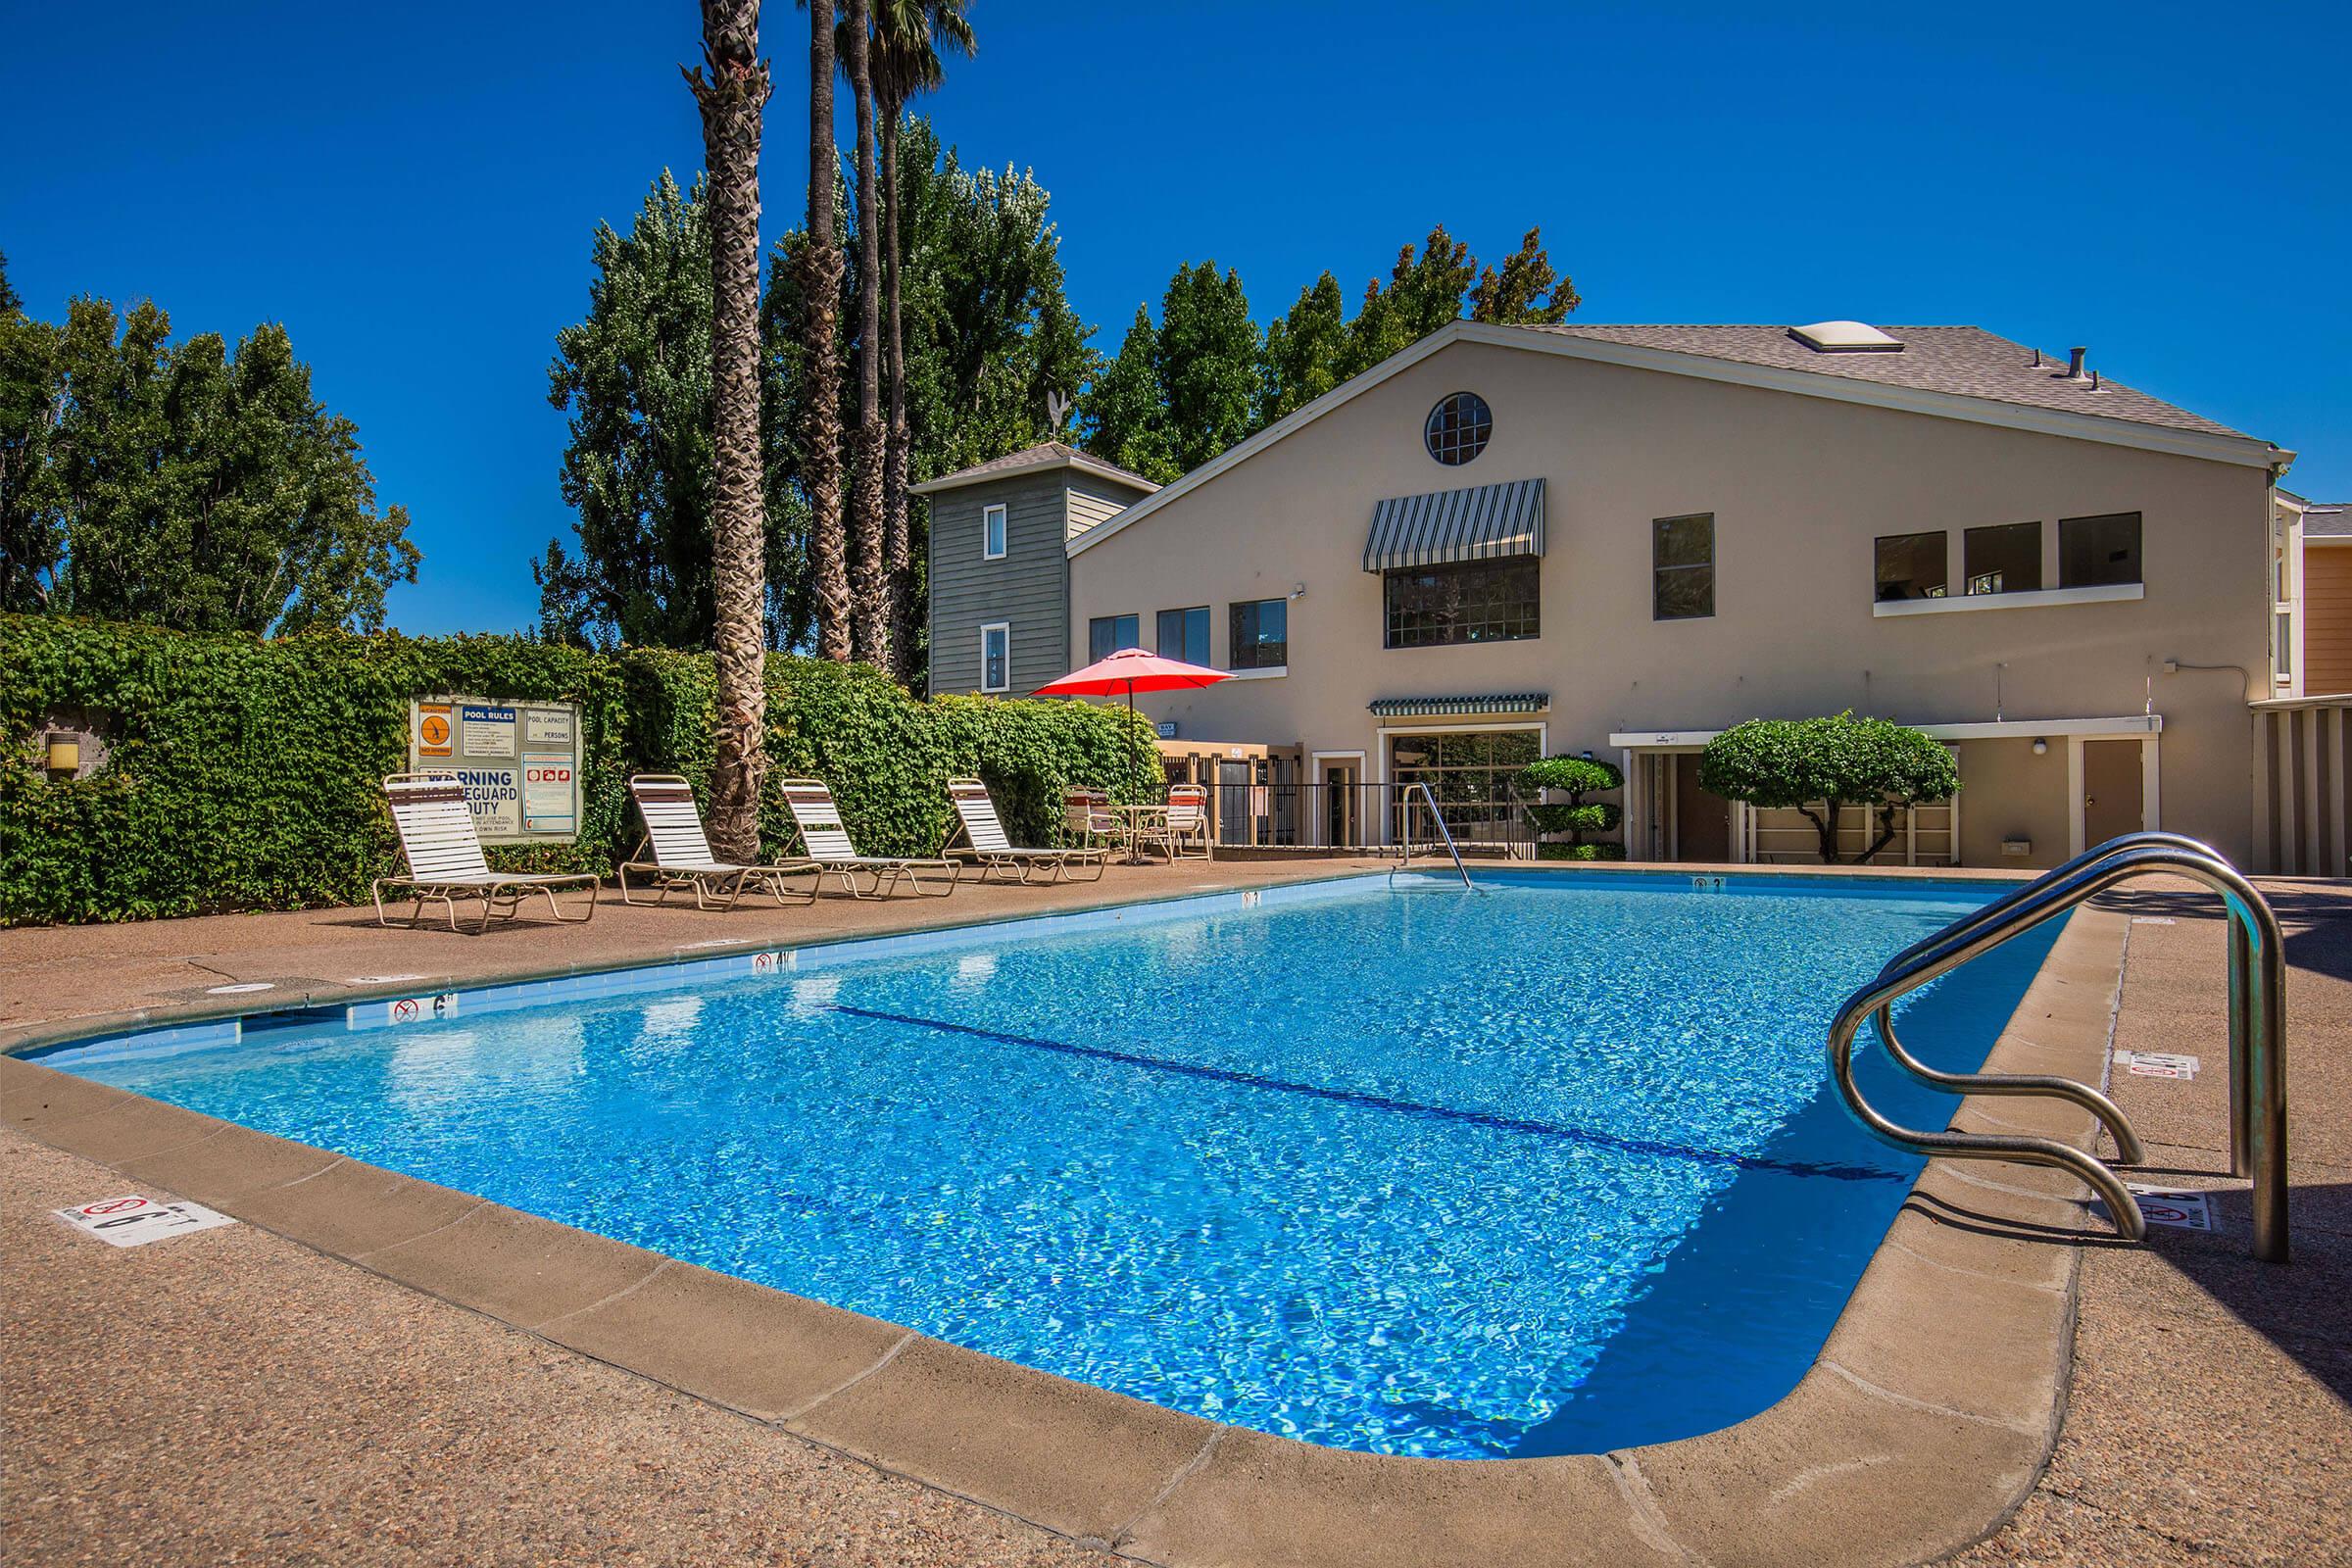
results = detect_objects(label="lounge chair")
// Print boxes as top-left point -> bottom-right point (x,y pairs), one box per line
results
1134,783 -> 1213,860
373,772 -> 601,933
776,778 -> 958,899
942,778 -> 1109,885
618,774 -> 819,910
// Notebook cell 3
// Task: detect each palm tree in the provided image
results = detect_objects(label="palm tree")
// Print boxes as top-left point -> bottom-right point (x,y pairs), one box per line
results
684,0 -> 773,862
802,0 -> 851,663
872,0 -> 973,687
842,0 -> 887,666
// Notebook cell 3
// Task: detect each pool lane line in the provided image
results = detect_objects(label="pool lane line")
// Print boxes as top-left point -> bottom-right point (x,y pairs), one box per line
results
822,1004 -> 1908,1185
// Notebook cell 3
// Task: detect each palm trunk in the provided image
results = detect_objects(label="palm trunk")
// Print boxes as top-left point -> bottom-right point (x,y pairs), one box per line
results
845,0 -> 887,667
881,97 -> 915,688
804,0 -> 850,662
687,0 -> 773,863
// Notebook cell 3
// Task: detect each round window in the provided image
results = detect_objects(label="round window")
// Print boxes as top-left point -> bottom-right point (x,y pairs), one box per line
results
1424,391 -> 1493,466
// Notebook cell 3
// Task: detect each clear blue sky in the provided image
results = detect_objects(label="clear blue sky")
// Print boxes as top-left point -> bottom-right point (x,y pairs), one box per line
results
6,0 -> 2345,636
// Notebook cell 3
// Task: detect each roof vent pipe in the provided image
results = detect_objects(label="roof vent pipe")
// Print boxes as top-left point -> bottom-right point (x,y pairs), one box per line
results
2067,346 -> 2087,379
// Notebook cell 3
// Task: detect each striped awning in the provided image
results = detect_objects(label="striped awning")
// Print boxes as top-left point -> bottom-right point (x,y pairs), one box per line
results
1361,477 -> 1545,573
1369,693 -> 1550,719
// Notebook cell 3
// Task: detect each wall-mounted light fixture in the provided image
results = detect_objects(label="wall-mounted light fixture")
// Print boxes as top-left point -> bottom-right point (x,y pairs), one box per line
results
1286,582 -> 1307,601
2032,738 -> 2049,757
45,733 -> 80,777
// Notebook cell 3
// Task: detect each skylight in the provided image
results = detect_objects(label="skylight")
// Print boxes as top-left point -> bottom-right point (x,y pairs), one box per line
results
1789,320 -> 1905,354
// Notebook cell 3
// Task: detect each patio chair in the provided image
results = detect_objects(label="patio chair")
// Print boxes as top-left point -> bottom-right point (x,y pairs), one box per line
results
618,774 -> 820,910
1134,784 -> 1212,861
373,772 -> 601,933
942,779 -> 1109,885
1063,785 -> 1121,852
776,778 -> 958,900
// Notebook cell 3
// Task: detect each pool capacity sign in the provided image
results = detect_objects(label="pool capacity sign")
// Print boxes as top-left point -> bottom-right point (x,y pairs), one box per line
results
409,695 -> 582,846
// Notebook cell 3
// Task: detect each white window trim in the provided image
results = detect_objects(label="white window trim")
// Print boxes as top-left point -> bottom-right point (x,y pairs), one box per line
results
982,503 -> 1006,562
1221,664 -> 1288,680
978,621 -> 1010,693
1872,581 -> 2144,618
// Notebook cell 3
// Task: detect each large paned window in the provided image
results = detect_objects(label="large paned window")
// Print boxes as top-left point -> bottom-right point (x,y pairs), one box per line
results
1875,530 -> 1947,602
980,623 -> 1009,693
1157,606 -> 1209,665
1652,514 -> 1715,620
1387,729 -> 1543,805
1089,613 -> 1139,661
1964,521 -> 2042,596
2059,512 -> 2142,587
1230,598 -> 1288,670
1383,558 -> 1540,648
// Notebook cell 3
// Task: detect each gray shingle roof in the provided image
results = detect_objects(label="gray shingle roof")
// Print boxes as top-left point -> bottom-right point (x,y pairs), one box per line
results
1528,324 -> 2250,440
2304,502 -> 2351,538
913,441 -> 1159,494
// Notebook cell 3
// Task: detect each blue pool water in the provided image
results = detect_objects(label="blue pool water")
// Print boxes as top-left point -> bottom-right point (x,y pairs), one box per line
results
42,871 -> 2061,1459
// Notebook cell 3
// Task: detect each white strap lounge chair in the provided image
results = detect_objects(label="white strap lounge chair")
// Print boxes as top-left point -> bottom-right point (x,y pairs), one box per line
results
373,772 -> 601,933
619,775 -> 819,910
941,778 -> 1109,885
776,778 -> 958,900
1135,783 -> 1213,861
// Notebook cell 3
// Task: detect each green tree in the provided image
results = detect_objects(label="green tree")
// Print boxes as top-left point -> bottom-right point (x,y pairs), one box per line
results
1470,227 -> 1580,324
1341,223 -> 1478,376
0,285 -> 417,633
1152,262 -> 1258,473
1521,754 -> 1623,860
538,172 -> 715,650
1078,306 -> 1177,485
685,0 -> 774,862
1698,713 -> 1962,864
871,0 -> 975,685
1258,270 -> 1348,424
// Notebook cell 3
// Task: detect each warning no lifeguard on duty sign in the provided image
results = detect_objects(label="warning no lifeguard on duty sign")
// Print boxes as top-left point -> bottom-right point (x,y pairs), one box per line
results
54,1194 -> 236,1248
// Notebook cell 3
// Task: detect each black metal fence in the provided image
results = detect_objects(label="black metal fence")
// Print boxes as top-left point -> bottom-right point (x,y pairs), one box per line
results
1200,779 -> 1537,858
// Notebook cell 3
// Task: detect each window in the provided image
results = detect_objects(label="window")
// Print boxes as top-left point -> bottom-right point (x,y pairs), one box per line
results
2060,512 -> 2141,588
1230,598 -> 1288,670
1423,392 -> 1493,466
1384,559 -> 1541,648
1652,514 -> 1715,620
982,503 -> 1006,561
1964,521 -> 2042,596
1157,606 -> 1209,666
1387,730 -> 1543,806
979,623 -> 1009,693
1875,531 -> 1947,602
1089,613 -> 1139,662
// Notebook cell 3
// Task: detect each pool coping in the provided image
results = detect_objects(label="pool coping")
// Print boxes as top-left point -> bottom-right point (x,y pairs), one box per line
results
0,871 -> 2128,1568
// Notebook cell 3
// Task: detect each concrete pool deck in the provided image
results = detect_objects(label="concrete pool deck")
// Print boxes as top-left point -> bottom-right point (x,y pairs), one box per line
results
3,858 -> 2345,1566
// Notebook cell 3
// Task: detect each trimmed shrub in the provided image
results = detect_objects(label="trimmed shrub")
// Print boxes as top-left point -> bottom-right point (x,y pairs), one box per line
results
1698,711 -> 1959,864
1520,754 -> 1623,858
0,614 -> 1159,924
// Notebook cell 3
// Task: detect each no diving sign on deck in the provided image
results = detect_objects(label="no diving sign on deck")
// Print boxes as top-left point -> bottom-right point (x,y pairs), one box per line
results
55,1195 -> 236,1248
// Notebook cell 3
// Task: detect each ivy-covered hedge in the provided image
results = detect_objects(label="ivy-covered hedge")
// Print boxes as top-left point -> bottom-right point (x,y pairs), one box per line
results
0,615 -> 1159,925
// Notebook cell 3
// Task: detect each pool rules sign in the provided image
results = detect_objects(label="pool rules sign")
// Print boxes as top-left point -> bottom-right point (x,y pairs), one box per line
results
409,695 -> 582,846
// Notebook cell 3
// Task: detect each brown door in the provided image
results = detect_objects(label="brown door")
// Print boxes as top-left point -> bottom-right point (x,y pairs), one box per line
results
2081,740 -> 2145,849
1317,761 -> 1358,848
1673,753 -> 1734,861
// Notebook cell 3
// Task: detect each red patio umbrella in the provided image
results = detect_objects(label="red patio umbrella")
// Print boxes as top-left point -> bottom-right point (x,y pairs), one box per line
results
1033,647 -> 1232,776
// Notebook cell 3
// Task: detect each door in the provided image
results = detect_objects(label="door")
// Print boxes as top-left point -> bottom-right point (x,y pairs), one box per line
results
1673,753 -> 1734,861
1316,759 -> 1360,848
2081,740 -> 2145,849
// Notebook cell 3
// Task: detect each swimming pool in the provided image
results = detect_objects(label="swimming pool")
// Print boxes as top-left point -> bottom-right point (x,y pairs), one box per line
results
39,870 -> 2061,1461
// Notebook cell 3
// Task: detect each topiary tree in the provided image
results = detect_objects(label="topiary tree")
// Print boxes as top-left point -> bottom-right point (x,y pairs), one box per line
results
1697,712 -> 1960,864
1521,754 -> 1624,860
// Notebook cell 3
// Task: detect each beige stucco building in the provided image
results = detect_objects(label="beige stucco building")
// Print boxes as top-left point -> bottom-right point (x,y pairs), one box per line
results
1055,320 -> 2300,869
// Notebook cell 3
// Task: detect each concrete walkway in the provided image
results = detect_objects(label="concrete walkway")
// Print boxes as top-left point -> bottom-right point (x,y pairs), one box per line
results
3,866 -> 2345,1566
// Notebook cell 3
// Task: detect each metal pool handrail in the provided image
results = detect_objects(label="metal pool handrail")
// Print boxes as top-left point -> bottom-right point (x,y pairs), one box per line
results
1396,780 -> 1475,889
1863,833 -> 2223,1168
1829,841 -> 2289,1261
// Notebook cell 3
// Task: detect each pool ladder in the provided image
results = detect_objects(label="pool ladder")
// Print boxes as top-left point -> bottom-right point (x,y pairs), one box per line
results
1392,781 -> 1476,890
1828,831 -> 2288,1263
